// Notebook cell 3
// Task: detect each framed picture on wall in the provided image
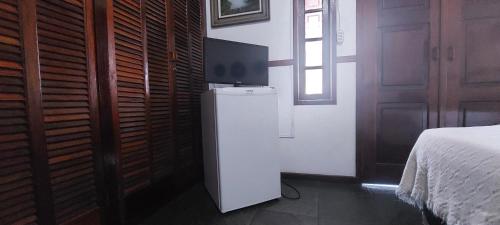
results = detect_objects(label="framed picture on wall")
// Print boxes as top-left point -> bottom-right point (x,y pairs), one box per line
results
210,0 -> 270,27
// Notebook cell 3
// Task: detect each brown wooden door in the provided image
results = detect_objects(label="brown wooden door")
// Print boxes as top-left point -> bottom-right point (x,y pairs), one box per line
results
0,1 -> 39,224
440,0 -> 500,127
357,0 -> 441,183
112,0 -> 152,197
94,0 -> 205,222
2,0 -> 205,223
36,0 -> 103,223
1,0 -> 103,224
146,0 -> 176,181
171,0 -> 201,185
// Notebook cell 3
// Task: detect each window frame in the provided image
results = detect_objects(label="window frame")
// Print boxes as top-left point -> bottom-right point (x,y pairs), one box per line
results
294,0 -> 337,105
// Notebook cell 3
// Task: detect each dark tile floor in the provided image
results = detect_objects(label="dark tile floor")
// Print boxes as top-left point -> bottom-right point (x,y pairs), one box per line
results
140,178 -> 422,225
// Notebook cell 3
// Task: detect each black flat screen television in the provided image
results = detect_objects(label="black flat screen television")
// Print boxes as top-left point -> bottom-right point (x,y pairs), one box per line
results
204,38 -> 269,86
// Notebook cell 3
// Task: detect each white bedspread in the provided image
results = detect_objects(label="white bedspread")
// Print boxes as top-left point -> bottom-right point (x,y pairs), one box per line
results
396,125 -> 500,225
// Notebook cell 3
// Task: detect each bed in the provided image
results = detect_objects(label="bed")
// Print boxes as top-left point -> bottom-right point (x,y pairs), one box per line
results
396,125 -> 500,225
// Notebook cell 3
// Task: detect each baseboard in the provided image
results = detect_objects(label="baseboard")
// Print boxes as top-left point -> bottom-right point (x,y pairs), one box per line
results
61,207 -> 101,225
280,172 -> 360,183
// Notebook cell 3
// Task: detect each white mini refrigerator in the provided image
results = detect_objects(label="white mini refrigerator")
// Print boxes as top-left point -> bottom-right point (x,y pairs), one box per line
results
201,87 -> 281,213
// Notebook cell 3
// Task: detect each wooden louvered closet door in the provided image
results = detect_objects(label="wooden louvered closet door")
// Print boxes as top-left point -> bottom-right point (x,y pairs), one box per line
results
36,0 -> 102,224
171,0 -> 206,182
95,0 -> 175,222
112,0 -> 152,196
1,0 -> 103,224
146,0 -> 175,181
94,0 -> 205,222
1,0 -> 205,223
172,0 -> 195,177
0,1 -> 38,224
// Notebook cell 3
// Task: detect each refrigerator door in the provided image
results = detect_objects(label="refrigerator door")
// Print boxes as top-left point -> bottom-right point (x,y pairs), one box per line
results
215,88 -> 281,212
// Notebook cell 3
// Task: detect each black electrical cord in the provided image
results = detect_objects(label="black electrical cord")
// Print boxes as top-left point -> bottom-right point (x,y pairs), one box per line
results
281,180 -> 301,200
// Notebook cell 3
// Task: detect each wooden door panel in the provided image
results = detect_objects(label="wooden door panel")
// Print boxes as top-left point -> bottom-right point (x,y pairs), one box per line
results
442,0 -> 500,127
377,22 -> 431,179
381,0 -> 425,9
94,0 -> 205,221
0,1 -> 38,224
380,24 -> 429,87
173,0 -> 195,173
463,0 -> 500,20
375,0 -> 437,183
459,102 -> 500,126
146,0 -> 175,180
112,0 -> 152,196
36,0 -> 101,223
377,103 -> 427,163
358,0 -> 439,183
464,19 -> 500,84
374,103 -> 427,182
378,0 -> 429,26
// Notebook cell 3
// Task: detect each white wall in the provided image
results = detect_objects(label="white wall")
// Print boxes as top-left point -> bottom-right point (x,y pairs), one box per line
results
205,0 -> 356,176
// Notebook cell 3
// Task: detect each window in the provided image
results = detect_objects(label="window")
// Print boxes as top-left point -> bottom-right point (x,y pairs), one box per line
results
294,0 -> 336,105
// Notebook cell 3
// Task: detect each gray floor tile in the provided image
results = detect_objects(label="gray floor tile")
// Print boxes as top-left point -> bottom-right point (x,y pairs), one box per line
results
250,209 -> 317,225
264,179 -> 319,217
141,179 -> 422,225
220,204 -> 260,225
317,182 -> 421,225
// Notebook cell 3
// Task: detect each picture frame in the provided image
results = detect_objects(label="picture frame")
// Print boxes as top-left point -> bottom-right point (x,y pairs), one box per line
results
210,0 -> 270,27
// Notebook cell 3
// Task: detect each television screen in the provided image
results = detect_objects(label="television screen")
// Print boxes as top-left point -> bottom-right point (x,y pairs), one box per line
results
204,38 -> 268,86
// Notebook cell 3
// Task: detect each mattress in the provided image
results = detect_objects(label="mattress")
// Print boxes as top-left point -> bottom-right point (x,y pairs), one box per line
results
396,125 -> 500,225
